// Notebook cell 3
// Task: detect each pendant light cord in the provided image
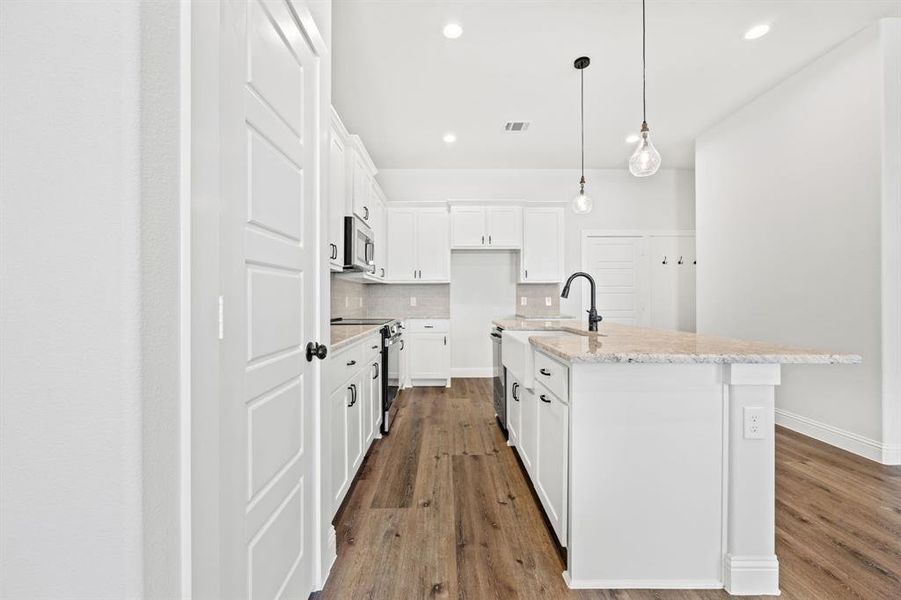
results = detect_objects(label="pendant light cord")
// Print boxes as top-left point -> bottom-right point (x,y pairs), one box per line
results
580,66 -> 585,180
642,0 -> 647,124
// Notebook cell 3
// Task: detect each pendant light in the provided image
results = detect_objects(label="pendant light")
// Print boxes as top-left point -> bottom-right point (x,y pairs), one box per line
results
572,56 -> 592,214
629,0 -> 662,177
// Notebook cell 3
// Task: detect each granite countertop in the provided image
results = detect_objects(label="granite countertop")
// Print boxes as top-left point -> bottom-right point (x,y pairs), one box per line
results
492,319 -> 862,365
330,324 -> 384,352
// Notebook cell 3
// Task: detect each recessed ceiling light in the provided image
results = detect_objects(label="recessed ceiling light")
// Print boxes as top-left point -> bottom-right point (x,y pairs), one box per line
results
442,23 -> 463,39
625,133 -> 640,144
443,132 -> 457,144
744,23 -> 771,40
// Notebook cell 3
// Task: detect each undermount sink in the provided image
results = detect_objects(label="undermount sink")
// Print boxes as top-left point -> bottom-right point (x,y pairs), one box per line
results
502,330 -> 579,389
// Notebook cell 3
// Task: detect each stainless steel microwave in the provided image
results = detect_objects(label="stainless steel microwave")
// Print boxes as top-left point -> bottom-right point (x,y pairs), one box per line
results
344,216 -> 375,272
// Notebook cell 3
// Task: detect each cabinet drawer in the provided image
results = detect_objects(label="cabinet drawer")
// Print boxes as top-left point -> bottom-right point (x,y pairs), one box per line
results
534,351 -> 568,402
362,335 -> 382,364
405,319 -> 449,333
327,344 -> 364,392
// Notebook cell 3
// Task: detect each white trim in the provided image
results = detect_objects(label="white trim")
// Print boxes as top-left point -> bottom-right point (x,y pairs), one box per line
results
451,367 -> 494,378
562,571 -> 722,590
179,1 -> 192,596
724,364 -> 781,386
581,229 -> 696,238
723,554 -> 780,596
775,408 -> 900,465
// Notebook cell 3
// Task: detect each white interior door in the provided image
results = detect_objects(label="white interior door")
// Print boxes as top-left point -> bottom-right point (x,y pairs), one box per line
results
219,1 -> 321,597
583,235 -> 647,325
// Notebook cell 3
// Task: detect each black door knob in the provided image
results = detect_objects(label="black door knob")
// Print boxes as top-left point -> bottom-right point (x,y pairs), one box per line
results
305,341 -> 328,362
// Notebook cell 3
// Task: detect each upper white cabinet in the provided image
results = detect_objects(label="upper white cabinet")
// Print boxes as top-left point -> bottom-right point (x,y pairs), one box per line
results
369,183 -> 388,279
521,207 -> 565,283
328,110 -> 350,271
386,208 -> 450,282
450,205 -> 522,249
349,135 -> 376,224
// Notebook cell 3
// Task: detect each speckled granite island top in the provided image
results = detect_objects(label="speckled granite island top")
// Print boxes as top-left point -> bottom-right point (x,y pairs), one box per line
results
330,324 -> 383,352
492,319 -> 861,365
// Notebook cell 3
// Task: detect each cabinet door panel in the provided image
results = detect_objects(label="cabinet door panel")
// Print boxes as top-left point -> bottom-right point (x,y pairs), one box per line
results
328,385 -> 349,515
536,385 -> 568,545
328,130 -> 346,270
386,209 -> 416,281
518,384 -> 537,475
367,358 -> 381,442
347,375 -> 364,474
507,375 -> 521,445
408,332 -> 449,380
416,209 -> 450,281
487,206 -> 522,248
450,206 -> 486,248
351,153 -> 372,223
522,207 -> 564,283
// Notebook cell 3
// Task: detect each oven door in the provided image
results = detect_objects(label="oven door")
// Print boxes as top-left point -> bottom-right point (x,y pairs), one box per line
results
382,334 -> 402,433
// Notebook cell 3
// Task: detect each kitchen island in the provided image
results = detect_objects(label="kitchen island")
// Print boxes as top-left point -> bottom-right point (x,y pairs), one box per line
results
495,319 -> 860,596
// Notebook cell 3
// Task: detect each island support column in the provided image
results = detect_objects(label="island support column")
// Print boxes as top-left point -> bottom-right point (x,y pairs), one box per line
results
723,364 -> 781,596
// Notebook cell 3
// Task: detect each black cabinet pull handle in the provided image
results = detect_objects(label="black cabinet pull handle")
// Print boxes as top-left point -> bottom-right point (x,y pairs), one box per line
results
347,384 -> 356,407
540,394 -> 551,404
444,335 -> 447,345
512,382 -> 519,401
481,235 -> 485,245
346,359 -> 356,366
424,325 -> 434,328
539,368 -> 551,376
524,269 -> 528,279
380,267 -> 385,277
489,235 -> 492,245
363,206 -> 369,220
371,345 -> 379,350
399,340 -> 405,351
372,363 -> 379,379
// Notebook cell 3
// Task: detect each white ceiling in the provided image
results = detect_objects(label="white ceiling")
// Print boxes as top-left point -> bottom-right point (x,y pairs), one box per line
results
333,1 -> 900,170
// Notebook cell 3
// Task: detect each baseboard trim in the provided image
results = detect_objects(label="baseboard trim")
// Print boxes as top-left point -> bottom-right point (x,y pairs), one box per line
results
451,367 -> 494,378
723,554 -> 780,596
775,408 -> 899,465
562,571 -> 722,590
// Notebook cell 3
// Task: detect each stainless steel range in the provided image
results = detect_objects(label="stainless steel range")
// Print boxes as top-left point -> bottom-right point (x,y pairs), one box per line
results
330,318 -> 404,434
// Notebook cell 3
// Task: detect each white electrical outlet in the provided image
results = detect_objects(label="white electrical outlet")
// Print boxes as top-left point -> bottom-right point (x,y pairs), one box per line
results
743,407 -> 765,439
545,297 -> 552,307
520,297 -> 527,306
410,296 -> 417,307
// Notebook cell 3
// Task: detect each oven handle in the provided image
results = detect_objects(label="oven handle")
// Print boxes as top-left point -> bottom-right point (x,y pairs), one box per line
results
490,332 -> 502,339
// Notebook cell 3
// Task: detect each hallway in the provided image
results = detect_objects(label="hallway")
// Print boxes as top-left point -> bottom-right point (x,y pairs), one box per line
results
318,379 -> 901,600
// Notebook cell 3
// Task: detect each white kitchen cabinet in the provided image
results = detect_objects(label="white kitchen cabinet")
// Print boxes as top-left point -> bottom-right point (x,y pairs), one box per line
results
450,205 -> 522,249
405,319 -> 450,386
518,382 -> 537,475
327,383 -> 350,513
328,112 -> 349,271
521,207 -> 565,283
386,208 -> 450,282
349,135 -> 376,224
535,382 -> 568,546
386,208 -> 417,281
347,372 -> 365,476
416,209 -> 450,281
369,184 -> 388,279
506,375 -> 521,446
365,355 -> 382,444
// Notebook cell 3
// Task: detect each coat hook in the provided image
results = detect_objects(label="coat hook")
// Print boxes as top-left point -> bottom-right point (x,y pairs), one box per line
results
677,256 -> 683,265
662,256 -> 668,265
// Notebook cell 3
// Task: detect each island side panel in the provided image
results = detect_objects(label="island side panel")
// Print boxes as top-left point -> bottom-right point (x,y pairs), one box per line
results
723,364 -> 781,596
565,362 -> 725,589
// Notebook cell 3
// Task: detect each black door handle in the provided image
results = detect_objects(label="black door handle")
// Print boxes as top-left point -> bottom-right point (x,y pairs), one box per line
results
305,342 -> 328,362
539,368 -> 551,376
540,394 -> 551,404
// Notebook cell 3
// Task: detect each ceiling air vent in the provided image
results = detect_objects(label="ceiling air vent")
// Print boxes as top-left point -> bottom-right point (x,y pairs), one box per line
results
504,121 -> 530,132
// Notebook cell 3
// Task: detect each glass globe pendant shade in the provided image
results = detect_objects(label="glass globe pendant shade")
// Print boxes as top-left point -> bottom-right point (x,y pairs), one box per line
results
629,126 -> 661,177
572,181 -> 593,215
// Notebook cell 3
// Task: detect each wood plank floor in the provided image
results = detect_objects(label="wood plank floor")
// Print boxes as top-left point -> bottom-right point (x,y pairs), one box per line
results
318,378 -> 901,600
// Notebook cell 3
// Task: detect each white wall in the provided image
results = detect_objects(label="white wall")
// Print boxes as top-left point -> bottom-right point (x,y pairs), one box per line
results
0,1 -> 184,597
379,168 -> 695,317
696,20 -> 901,463
450,251 -> 518,377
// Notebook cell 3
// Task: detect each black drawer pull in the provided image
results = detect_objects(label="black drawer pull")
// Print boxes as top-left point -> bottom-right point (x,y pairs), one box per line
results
539,368 -> 551,376
371,345 -> 379,350
540,394 -> 551,404
512,382 -> 519,401
346,360 -> 356,366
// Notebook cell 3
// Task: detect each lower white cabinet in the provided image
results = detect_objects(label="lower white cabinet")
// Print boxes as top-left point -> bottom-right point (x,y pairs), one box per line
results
326,334 -> 382,517
506,375 -> 522,446
535,381 -> 568,546
405,319 -> 450,386
518,383 -> 538,475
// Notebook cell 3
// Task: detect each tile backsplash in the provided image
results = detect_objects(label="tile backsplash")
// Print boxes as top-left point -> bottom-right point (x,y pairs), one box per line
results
515,283 -> 562,318
330,274 -> 450,320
